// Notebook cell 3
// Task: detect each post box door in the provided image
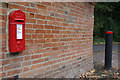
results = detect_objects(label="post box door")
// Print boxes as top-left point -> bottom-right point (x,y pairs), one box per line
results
9,10 -> 26,52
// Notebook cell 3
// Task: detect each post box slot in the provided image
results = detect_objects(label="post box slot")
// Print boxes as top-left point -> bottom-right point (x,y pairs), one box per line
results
15,20 -> 24,22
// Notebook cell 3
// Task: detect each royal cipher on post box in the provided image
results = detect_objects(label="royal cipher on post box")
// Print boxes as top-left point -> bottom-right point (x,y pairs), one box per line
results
9,10 -> 26,52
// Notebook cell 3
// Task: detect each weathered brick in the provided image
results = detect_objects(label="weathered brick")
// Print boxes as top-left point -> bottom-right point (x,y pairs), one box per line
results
35,39 -> 45,43
37,4 -> 47,10
7,69 -> 21,76
35,14 -> 46,19
32,59 -> 44,64
22,61 -> 31,66
31,54 -> 42,59
35,30 -> 46,34
25,24 -> 32,28
9,4 -> 25,11
23,67 -> 29,72
45,25 -> 54,29
44,34 -> 53,38
2,59 -> 10,65
15,2 -> 29,6
29,13 -> 35,18
47,16 -> 55,21
26,8 -> 39,13
30,63 -> 42,70
32,34 -> 43,39
11,57 -> 23,63
1,2 -> 94,78
26,18 -> 36,23
37,20 -> 47,24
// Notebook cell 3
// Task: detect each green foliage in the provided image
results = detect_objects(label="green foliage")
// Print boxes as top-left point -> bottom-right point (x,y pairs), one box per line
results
94,2 -> 120,42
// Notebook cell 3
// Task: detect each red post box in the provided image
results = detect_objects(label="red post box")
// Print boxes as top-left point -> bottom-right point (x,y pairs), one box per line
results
9,10 -> 26,52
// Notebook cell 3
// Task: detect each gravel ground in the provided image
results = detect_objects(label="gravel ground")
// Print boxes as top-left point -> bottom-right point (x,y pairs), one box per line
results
79,65 -> 120,79
78,44 -> 120,79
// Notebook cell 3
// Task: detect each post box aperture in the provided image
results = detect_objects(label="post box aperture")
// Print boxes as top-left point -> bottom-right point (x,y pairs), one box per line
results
9,10 -> 26,52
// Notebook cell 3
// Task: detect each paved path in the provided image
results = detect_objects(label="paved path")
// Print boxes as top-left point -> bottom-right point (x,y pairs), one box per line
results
93,44 -> 120,51
93,44 -> 120,68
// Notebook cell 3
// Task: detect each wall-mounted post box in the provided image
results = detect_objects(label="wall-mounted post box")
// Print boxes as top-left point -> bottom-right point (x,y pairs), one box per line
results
9,10 -> 26,52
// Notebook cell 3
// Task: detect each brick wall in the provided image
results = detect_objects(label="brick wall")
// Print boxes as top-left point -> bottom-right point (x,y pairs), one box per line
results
0,2 -> 94,78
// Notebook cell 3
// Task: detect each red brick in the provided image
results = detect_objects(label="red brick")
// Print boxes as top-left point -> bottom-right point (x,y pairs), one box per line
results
25,12 -> 29,17
32,34 -> 43,39
51,39 -> 59,42
25,29 -> 34,34
25,34 -> 31,39
47,16 -> 55,21
43,61 -> 52,66
29,13 -> 34,18
9,4 -> 25,11
31,54 -> 42,59
1,21 -> 6,28
52,30 -> 59,34
26,8 -> 39,13
52,47 -> 59,50
55,3 -> 63,9
54,26 -> 62,30
51,64 -> 59,69
47,20 -> 53,25
11,57 -> 23,63
46,30 -> 51,33
25,24 -> 32,28
43,43 -> 52,48
53,21 -> 61,26
7,69 -> 21,76
41,2 -> 51,6
45,25 -> 54,29
1,2 -> 94,78
30,63 -> 42,70
48,7 -> 57,12
24,56 -> 30,61
35,39 -> 45,43
44,34 -> 53,38
35,49 -> 46,53
33,24 -> 44,29
26,18 -> 36,23
57,9 -> 64,14
45,39 -> 51,43
1,8 -> 8,14
39,9 -> 50,16
0,72 -> 6,78
37,4 -> 47,10
2,59 -> 10,65
2,34 -> 6,40
32,59 -> 44,64
23,67 -> 29,72
2,47 -> 7,53
4,63 -> 21,71
2,40 -> 6,46
35,30 -> 46,34
37,20 -> 47,24
22,61 -> 31,66
0,67 -> 3,72
35,14 -> 46,19
1,15 -> 7,21
0,53 -> 4,59
56,18 -> 64,22
15,2 -> 29,6
25,40 -> 34,44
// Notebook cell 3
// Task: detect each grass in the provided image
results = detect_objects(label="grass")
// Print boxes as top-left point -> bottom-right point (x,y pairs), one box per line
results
93,37 -> 118,44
